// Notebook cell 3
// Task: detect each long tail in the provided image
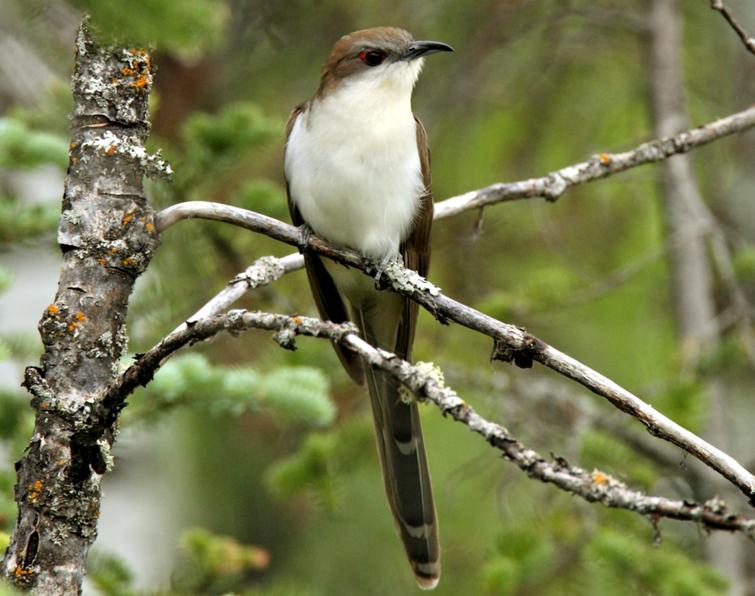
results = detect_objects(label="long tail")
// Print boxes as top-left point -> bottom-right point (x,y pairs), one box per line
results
358,306 -> 440,589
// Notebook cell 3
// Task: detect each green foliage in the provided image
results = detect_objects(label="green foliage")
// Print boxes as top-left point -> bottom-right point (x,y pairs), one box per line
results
244,582 -> 325,596
131,354 -> 335,427
0,118 -> 68,170
238,179 -> 288,219
0,390 -> 34,534
87,552 -> 135,596
0,198 -> 59,245
652,380 -> 707,434
732,247 -> 755,284
0,581 -> 21,596
6,1 -> 754,593
482,527 -> 554,594
584,528 -> 727,596
265,415 -> 373,511
481,507 -> 727,595
175,103 -> 281,195
0,331 -> 41,363
173,527 -> 270,594
0,266 -> 11,293
7,86 -> 73,137
72,0 -> 226,55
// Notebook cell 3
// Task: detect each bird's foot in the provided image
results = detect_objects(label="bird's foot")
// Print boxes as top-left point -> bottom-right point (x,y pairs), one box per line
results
372,254 -> 397,286
297,223 -> 313,252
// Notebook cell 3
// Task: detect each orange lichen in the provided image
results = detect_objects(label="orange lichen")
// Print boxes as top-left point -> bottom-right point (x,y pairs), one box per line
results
122,212 -> 135,225
75,311 -> 86,322
105,144 -> 118,157
145,222 -> 155,233
109,247 -> 119,255
292,316 -> 303,325
598,152 -> 611,166
13,566 -> 33,579
120,49 -> 152,92
132,74 -> 150,89
28,480 -> 43,503
591,470 -> 609,485
47,304 -> 59,315
98,257 -> 107,266
67,322 -> 78,333
121,257 -> 136,267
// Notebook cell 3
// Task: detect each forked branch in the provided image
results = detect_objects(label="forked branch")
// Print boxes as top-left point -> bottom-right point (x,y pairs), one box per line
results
112,309 -> 755,540
153,202 -> 755,503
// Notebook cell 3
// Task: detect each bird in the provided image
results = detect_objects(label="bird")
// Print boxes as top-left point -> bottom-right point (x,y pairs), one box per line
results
284,27 -> 452,589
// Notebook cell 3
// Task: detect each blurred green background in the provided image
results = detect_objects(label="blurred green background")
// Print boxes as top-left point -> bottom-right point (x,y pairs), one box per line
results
1,1 -> 754,594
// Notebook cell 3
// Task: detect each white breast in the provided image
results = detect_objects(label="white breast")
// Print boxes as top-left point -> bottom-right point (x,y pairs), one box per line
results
284,64 -> 425,259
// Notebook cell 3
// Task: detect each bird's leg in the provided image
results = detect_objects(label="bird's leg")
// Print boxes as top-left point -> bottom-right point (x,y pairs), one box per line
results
297,223 -> 313,252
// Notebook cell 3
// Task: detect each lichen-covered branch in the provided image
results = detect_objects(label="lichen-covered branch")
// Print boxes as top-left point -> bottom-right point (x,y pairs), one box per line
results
1,24 -> 160,595
107,311 -> 357,405
433,104 -> 755,218
710,0 -> 755,56
110,309 -> 755,540
180,254 -> 303,328
155,203 -> 755,503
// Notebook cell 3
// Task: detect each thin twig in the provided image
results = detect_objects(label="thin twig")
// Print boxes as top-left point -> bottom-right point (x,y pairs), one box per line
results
710,0 -> 755,56
111,309 -> 755,539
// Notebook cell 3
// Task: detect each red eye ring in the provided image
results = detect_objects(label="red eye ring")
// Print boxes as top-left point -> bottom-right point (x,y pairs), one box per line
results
359,49 -> 387,67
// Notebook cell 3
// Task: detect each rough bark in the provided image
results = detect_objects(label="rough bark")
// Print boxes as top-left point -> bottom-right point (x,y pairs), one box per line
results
648,1 -> 747,592
1,24 -> 159,595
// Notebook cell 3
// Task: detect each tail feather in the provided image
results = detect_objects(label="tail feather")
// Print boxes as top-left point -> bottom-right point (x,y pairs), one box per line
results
359,308 -> 440,589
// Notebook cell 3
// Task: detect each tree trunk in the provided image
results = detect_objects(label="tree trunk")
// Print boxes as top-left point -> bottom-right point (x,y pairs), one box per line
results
647,1 -> 746,593
1,23 -> 159,595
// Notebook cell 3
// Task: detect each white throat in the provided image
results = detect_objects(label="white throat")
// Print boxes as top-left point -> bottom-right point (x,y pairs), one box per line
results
284,60 -> 425,259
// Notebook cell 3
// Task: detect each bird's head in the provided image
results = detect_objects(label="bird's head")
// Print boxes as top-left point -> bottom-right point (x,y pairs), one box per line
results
317,27 -> 453,98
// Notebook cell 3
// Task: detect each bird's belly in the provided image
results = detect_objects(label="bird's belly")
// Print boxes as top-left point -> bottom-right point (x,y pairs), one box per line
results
286,116 -> 423,258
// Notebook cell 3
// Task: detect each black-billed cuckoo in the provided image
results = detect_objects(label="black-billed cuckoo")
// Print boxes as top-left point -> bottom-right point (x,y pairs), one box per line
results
284,27 -> 452,589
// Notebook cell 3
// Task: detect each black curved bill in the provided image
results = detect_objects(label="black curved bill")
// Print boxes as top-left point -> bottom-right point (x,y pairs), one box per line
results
402,40 -> 454,61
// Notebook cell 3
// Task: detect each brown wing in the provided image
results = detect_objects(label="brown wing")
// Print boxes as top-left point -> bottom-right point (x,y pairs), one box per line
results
396,116 -> 433,361
285,104 -> 365,384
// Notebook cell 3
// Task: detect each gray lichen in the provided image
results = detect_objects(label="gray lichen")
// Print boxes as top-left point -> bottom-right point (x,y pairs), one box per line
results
82,130 -> 173,179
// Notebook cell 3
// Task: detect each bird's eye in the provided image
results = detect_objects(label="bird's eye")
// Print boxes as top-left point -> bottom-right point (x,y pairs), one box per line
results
358,49 -> 387,67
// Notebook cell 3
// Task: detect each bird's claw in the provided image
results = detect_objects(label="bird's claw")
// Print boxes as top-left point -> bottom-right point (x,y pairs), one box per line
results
373,254 -> 394,286
297,223 -> 313,252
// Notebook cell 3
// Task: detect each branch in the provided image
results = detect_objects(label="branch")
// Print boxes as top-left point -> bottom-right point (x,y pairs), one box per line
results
3,24 -> 160,595
111,309 -> 755,540
710,0 -> 755,56
175,253 -> 303,328
153,103 -> 755,333
434,104 -> 755,218
108,310 -> 357,405
153,202 -> 755,502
